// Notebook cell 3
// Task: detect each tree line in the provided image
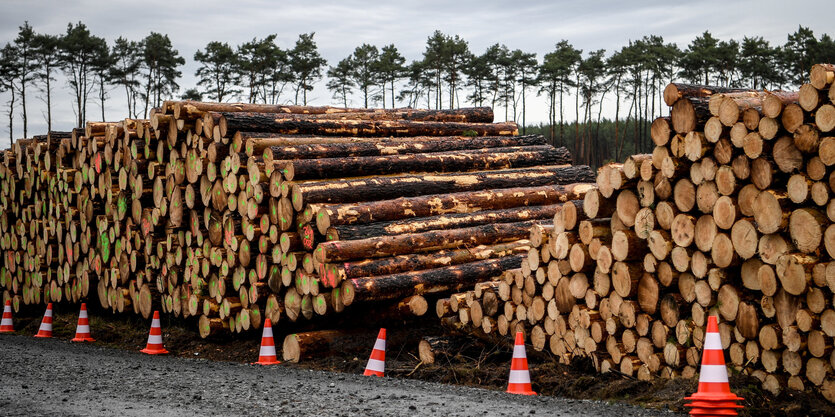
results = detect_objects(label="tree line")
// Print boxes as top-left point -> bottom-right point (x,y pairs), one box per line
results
1,22 -> 834,167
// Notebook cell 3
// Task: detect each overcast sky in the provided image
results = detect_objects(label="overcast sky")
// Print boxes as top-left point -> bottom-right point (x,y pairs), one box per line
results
0,0 -> 830,147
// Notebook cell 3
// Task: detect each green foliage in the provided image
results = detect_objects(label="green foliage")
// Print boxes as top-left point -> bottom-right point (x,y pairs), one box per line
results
289,33 -> 326,106
110,37 -> 143,118
236,34 -> 289,104
140,32 -> 184,116
375,44 -> 406,108
326,57 -> 354,107
180,88 -> 202,101
194,41 -> 239,102
58,22 -> 108,127
349,43 -> 379,108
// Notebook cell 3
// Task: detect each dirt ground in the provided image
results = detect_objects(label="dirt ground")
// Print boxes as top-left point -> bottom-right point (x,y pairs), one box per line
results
7,304 -> 835,417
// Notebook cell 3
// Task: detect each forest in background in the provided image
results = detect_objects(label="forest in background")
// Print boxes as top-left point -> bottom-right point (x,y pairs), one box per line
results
1,22 -> 834,167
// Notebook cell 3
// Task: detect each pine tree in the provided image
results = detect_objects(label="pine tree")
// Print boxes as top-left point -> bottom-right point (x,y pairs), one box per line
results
32,33 -> 60,131
349,44 -> 379,108
92,39 -> 114,121
12,22 -> 37,138
289,33 -> 326,106
374,44 -> 405,108
110,37 -> 143,118
326,57 -> 354,107
58,22 -> 108,127
140,32 -> 184,117
194,41 -> 240,102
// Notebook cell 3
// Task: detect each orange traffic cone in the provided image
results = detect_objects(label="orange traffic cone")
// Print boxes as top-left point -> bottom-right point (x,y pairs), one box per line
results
0,299 -> 13,333
684,315 -> 743,416
363,328 -> 386,377
34,303 -> 54,338
71,303 -> 95,342
506,331 -> 537,395
140,311 -> 169,355
253,318 -> 280,365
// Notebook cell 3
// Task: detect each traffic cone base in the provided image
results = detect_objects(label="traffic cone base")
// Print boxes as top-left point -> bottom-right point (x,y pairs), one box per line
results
684,316 -> 743,416
141,311 -> 168,355
34,303 -> 54,338
363,328 -> 386,377
0,300 -> 13,333
71,303 -> 95,342
506,331 -> 536,395
253,318 -> 280,365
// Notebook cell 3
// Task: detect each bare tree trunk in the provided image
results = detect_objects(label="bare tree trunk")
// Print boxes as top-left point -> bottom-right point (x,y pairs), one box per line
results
390,79 -> 396,108
521,82 -> 527,135
596,89 -> 607,166
99,76 -> 106,122
7,87 -> 15,144
614,78 -> 621,161
559,81 -> 565,146
575,74 -> 580,160
45,72 -> 52,132
21,80 -> 28,139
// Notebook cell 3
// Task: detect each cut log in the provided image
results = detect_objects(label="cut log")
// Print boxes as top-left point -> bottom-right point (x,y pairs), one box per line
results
219,112 -> 517,138
262,135 -> 546,160
340,255 -> 524,305
326,205 -> 559,241
282,330 -> 362,363
316,183 -> 592,233
282,146 -> 571,180
663,83 -> 751,107
293,165 -> 595,210
315,220 -> 538,263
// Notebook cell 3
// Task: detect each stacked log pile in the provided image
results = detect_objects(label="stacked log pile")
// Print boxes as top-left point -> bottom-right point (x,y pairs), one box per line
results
437,64 -> 835,402
0,102 -> 595,341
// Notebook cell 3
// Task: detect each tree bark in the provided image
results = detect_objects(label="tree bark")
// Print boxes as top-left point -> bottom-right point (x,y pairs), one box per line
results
281,146 -> 571,180
260,135 -> 548,161
174,101 -> 493,122
340,255 -> 524,305
326,205 -> 560,241
292,165 -> 595,210
315,220 -> 540,263
218,112 -> 517,139
315,183 -> 593,234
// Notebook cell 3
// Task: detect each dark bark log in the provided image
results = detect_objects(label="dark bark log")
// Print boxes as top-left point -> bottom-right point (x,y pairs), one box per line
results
326,204 -> 560,241
261,135 -> 548,161
292,165 -> 595,210
663,83 -> 754,107
320,241 -> 529,287
174,101 -> 493,122
315,183 -> 593,234
282,146 -> 571,180
340,255 -> 524,305
218,112 -> 517,138
315,220 -> 540,263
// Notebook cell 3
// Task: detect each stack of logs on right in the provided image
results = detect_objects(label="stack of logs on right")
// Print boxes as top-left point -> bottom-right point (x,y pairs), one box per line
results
437,63 -> 835,402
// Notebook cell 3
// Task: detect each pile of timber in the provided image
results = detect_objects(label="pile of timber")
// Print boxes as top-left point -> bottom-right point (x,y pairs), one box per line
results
0,101 -> 594,341
436,63 -> 835,403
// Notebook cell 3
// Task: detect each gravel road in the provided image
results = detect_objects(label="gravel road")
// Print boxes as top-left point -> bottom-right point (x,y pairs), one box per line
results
0,335 -> 680,416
